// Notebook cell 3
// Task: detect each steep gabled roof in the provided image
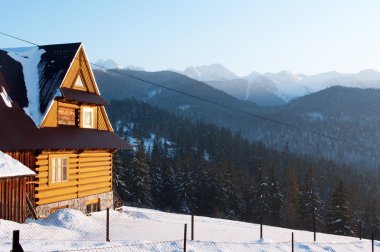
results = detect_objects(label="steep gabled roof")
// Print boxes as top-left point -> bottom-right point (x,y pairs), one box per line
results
0,43 -> 131,151
0,43 -> 81,126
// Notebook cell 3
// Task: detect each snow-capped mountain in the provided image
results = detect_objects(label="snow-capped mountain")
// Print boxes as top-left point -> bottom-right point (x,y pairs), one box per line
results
180,64 -> 380,106
92,59 -> 144,71
182,63 -> 239,82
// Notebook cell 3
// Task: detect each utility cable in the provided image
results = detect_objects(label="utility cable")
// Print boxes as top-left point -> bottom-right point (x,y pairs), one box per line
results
0,31 -> 376,155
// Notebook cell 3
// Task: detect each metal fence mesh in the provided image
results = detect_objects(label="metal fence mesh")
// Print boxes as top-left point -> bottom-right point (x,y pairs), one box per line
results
0,207 -> 378,251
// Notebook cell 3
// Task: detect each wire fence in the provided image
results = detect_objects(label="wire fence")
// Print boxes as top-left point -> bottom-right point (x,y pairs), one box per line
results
1,207 -> 378,252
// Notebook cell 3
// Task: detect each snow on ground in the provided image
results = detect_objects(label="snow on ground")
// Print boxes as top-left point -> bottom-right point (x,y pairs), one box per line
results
0,151 -> 35,178
0,206 -> 378,251
128,134 -> 174,153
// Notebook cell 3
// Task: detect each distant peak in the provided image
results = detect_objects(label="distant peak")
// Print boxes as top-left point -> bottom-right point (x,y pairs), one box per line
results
92,59 -> 144,71
182,63 -> 238,82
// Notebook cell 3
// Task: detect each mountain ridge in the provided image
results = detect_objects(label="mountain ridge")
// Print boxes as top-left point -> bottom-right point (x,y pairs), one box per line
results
94,59 -> 380,106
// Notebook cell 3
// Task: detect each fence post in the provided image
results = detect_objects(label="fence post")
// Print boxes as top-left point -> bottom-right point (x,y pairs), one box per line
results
12,230 -> 24,252
291,232 -> 294,252
313,217 -> 316,242
106,208 -> 110,242
372,233 -> 374,252
359,221 -> 362,240
260,217 -> 263,240
191,214 -> 194,240
184,224 -> 187,252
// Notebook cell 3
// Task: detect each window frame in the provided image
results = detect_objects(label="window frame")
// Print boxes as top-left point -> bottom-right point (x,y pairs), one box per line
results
82,107 -> 94,129
49,156 -> 69,184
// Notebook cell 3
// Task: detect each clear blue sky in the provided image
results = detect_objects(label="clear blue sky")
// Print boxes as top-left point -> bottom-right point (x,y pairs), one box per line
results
1,0 -> 380,75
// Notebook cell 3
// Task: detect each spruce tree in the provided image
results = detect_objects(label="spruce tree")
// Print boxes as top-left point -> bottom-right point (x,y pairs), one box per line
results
160,142 -> 176,211
362,197 -> 379,238
267,166 -> 283,226
253,160 -> 270,222
282,162 -> 301,229
128,138 -> 153,207
149,136 -> 164,209
300,167 -> 324,231
326,181 -> 353,236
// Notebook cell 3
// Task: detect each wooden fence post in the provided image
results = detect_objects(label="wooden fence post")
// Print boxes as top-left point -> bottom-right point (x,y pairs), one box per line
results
106,208 -> 110,242
260,217 -> 263,240
184,224 -> 187,252
291,232 -> 294,252
313,217 -> 316,242
191,214 -> 194,240
372,233 -> 374,252
12,230 -> 24,252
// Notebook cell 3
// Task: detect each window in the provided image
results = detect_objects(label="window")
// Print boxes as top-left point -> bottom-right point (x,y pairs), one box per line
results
82,107 -> 94,128
50,157 -> 68,183
58,106 -> 77,126
74,75 -> 85,88
86,199 -> 100,214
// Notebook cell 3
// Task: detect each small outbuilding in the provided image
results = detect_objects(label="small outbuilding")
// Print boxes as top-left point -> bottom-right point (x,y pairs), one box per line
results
0,151 -> 35,223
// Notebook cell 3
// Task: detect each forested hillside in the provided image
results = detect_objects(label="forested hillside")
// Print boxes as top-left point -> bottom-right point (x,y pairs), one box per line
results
95,69 -> 380,168
108,99 -> 380,238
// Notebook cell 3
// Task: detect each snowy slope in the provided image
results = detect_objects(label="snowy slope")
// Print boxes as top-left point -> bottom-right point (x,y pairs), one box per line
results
0,207 -> 377,251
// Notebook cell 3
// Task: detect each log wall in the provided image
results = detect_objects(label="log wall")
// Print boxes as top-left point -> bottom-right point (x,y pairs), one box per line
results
35,150 -> 112,205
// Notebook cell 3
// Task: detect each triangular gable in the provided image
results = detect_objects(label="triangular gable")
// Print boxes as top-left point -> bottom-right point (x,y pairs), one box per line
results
41,44 -> 113,132
61,45 -> 100,95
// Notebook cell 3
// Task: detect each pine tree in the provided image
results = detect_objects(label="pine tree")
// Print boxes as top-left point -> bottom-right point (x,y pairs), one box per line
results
215,162 -> 240,219
282,162 -> 301,229
326,181 -> 354,236
253,160 -> 270,222
149,136 -> 164,209
362,197 -> 379,238
160,142 -> 176,211
174,152 -> 198,214
128,138 -> 153,207
112,149 -> 128,200
300,167 -> 324,231
267,166 -> 283,226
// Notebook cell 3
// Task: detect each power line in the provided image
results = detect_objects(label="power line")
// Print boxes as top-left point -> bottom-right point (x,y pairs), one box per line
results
0,31 -> 39,46
87,63 -> 370,152
0,31 -> 376,155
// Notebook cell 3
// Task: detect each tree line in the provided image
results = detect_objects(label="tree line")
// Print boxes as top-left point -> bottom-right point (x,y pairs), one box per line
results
109,99 -> 380,239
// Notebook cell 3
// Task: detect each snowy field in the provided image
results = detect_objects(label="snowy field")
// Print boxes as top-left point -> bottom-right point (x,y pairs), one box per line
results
0,206 -> 378,251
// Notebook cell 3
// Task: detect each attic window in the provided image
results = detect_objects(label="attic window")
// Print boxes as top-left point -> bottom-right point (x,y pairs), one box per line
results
74,75 -> 85,88
82,107 -> 94,128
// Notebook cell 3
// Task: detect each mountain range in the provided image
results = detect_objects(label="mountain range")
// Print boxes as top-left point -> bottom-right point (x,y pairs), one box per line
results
178,64 -> 380,106
93,66 -> 380,168
95,59 -> 380,106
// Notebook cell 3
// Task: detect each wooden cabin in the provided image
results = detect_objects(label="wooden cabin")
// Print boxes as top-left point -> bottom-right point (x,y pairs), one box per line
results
0,43 -> 130,220
0,151 -> 35,223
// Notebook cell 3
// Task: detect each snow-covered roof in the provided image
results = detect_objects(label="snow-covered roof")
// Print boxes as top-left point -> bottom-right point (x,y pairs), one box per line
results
0,43 -> 82,127
0,151 -> 35,178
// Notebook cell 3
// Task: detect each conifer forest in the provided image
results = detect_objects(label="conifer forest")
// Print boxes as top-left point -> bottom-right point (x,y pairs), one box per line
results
109,99 -> 380,239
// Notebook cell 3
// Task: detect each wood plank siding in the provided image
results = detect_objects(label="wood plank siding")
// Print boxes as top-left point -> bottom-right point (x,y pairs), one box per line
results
0,176 -> 31,223
35,150 -> 112,205
4,151 -> 36,205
